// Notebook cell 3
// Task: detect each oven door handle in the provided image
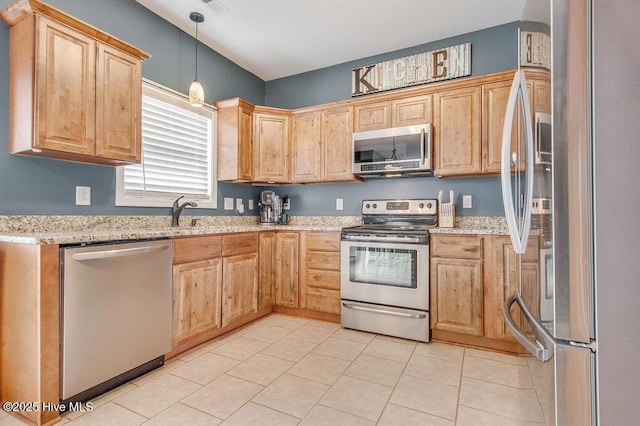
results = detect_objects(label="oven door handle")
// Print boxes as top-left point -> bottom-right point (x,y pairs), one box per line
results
342,302 -> 427,319
341,234 -> 428,244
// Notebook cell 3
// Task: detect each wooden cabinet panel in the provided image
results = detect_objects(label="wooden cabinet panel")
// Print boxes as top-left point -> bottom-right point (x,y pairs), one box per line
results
275,232 -> 299,308
482,79 -> 518,173
222,233 -> 258,257
392,95 -> 432,127
259,231 -> 276,310
306,287 -> 341,315
322,106 -> 354,181
172,258 -> 222,345
430,257 -> 483,336
306,269 -> 340,291
306,251 -> 340,271
492,236 -> 540,342
305,232 -> 341,251
353,101 -> 391,131
35,16 -> 96,155
215,98 -> 254,181
291,112 -> 321,182
431,235 -> 483,259
254,111 -> 290,182
222,252 -> 259,327
533,79 -> 551,114
434,86 -> 482,176
95,43 -> 141,162
173,236 -> 222,264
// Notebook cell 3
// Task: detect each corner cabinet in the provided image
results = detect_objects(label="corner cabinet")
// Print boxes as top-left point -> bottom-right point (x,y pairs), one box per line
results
215,98 -> 255,182
1,1 -> 149,165
253,108 -> 291,183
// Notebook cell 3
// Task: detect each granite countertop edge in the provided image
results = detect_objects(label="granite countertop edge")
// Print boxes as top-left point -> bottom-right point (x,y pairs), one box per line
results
0,215 -> 510,245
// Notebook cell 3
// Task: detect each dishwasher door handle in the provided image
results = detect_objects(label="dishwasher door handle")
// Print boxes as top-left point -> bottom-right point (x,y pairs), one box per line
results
71,243 -> 170,261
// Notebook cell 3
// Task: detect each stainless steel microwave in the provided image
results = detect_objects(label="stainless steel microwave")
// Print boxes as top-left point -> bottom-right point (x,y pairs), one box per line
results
352,124 -> 432,177
535,112 -> 552,165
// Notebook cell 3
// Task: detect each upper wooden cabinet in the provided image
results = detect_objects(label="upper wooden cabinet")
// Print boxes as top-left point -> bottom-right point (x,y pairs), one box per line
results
253,108 -> 291,183
1,0 -> 149,165
433,86 -> 482,177
215,98 -> 255,182
352,95 -> 432,132
291,105 -> 356,183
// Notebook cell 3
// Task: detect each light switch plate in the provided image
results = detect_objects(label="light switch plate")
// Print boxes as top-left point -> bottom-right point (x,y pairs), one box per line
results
248,199 -> 254,210
76,186 -> 91,206
236,198 -> 243,208
336,198 -> 344,211
224,197 -> 234,210
463,195 -> 473,209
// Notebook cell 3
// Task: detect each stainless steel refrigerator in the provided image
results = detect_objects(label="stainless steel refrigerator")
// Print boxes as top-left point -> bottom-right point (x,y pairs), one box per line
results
501,0 -> 640,424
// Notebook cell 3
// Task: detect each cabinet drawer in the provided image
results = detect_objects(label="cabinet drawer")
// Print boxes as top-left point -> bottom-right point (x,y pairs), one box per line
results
307,252 -> 340,271
173,235 -> 222,264
222,233 -> 258,256
306,269 -> 340,291
431,235 -> 483,259
306,287 -> 341,315
305,232 -> 340,251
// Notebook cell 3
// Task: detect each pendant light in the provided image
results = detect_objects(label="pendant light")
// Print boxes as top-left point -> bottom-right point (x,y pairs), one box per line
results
189,12 -> 205,107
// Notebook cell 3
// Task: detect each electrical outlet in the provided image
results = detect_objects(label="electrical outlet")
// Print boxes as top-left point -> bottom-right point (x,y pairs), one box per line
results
336,198 -> 344,211
236,198 -> 243,208
224,197 -> 234,210
248,199 -> 254,210
463,195 -> 473,209
76,186 -> 91,206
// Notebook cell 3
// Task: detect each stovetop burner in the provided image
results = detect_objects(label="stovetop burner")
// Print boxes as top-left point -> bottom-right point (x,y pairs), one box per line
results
342,199 -> 438,236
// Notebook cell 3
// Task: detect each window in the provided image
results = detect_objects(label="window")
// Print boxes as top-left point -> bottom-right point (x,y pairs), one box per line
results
116,80 -> 217,208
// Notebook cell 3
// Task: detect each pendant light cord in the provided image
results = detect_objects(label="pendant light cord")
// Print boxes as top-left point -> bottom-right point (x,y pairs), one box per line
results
194,22 -> 198,80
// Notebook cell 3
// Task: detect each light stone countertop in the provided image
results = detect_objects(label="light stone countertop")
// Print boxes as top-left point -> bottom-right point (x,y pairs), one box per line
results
0,215 -> 510,245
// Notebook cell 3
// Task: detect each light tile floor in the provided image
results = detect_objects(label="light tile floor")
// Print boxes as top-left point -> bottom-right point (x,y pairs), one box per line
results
0,314 -> 553,426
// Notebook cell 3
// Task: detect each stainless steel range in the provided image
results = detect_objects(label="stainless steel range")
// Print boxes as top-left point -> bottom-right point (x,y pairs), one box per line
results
340,199 -> 437,342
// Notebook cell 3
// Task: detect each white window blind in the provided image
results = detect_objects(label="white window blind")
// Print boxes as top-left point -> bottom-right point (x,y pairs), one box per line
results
116,81 -> 217,208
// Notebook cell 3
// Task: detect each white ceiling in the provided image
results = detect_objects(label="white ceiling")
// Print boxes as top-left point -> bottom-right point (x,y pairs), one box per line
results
135,0 -> 546,81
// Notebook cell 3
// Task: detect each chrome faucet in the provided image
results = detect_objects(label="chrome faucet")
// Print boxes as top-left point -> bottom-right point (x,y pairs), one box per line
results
171,196 -> 197,227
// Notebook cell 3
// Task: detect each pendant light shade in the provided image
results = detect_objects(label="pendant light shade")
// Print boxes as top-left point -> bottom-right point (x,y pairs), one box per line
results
189,12 -> 205,107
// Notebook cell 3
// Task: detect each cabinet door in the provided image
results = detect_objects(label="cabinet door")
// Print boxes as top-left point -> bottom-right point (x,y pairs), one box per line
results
259,231 -> 276,310
254,112 -> 290,182
430,257 -> 483,336
95,43 -> 142,162
35,16 -> 96,155
222,252 -> 259,327
493,236 -> 540,341
433,86 -> 482,176
321,106 -> 354,181
392,95 -> 432,127
533,79 -> 551,114
291,112 -> 321,182
216,99 -> 254,181
172,258 -> 222,346
353,101 -> 391,131
275,232 -> 299,308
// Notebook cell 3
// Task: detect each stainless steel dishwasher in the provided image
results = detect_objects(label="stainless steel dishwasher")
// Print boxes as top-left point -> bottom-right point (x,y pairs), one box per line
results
61,239 -> 172,404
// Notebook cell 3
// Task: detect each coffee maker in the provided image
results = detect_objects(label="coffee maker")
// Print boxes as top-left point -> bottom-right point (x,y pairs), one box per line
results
258,190 -> 282,225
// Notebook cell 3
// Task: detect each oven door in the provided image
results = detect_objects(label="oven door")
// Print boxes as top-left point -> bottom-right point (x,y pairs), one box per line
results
340,238 -> 429,311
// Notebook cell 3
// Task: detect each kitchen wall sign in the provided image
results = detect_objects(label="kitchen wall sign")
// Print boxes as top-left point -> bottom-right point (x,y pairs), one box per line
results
520,31 -> 551,69
351,43 -> 471,96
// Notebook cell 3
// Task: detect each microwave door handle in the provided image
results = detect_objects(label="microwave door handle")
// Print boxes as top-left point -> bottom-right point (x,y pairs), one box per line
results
420,128 -> 426,165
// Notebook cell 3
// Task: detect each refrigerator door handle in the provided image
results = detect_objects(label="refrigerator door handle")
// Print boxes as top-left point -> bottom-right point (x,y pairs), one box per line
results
500,70 -> 535,254
504,293 -> 554,362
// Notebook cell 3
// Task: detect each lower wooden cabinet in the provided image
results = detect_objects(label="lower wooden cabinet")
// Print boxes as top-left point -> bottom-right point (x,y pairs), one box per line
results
259,231 -> 276,310
172,258 -> 222,346
222,252 -> 258,327
430,235 -> 484,336
300,232 -> 341,315
275,232 -> 300,308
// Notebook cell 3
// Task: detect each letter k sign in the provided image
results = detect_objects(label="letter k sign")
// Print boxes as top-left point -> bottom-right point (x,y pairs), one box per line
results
352,65 -> 378,95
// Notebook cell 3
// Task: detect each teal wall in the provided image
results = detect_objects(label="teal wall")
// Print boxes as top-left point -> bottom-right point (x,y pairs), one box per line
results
0,0 -> 534,217
0,0 -> 264,215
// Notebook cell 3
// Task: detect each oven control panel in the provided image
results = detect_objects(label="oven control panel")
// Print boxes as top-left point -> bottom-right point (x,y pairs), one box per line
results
361,199 -> 437,215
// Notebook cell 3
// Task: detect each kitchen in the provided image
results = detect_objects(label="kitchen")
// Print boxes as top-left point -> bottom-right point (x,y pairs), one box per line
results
0,0 -> 639,425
